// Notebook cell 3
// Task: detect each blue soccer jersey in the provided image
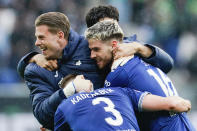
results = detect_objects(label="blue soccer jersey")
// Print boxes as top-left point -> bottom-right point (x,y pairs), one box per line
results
105,56 -> 195,131
54,87 -> 148,131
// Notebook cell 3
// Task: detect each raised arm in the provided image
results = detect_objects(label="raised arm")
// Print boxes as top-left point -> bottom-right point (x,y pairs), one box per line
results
142,44 -> 174,74
17,52 -> 39,78
113,41 -> 174,73
17,52 -> 58,78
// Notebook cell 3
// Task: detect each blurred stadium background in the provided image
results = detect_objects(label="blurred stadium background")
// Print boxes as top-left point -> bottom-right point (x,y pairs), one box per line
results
0,0 -> 196,130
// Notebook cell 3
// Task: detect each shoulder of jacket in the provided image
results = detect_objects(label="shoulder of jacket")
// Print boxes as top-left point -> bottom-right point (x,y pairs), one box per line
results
24,63 -> 48,78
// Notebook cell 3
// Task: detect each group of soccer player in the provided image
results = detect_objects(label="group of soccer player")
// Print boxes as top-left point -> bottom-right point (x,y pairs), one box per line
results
17,5 -> 195,131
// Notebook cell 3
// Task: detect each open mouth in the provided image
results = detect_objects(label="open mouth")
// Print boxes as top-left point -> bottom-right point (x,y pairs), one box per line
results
40,47 -> 47,51
39,46 -> 47,54
96,59 -> 102,66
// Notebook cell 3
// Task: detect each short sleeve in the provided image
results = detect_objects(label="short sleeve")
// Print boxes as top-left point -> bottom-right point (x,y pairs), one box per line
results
126,88 -> 150,112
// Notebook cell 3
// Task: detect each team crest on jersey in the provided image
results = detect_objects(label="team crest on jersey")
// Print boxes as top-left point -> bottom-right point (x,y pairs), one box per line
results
54,70 -> 59,77
75,60 -> 82,66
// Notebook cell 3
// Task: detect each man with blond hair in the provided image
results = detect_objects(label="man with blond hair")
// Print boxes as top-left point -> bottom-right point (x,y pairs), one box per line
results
85,20 -> 195,131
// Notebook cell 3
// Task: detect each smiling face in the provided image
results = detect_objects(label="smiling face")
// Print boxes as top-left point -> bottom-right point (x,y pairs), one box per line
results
35,25 -> 63,59
88,39 -> 113,69
85,20 -> 124,69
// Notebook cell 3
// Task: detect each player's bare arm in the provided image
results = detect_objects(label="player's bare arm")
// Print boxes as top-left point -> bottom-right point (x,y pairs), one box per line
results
142,95 -> 191,113
29,54 -> 58,71
113,42 -> 153,60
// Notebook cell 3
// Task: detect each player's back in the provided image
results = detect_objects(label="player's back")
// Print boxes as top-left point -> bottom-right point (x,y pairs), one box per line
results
54,87 -> 143,131
105,56 -> 178,97
105,56 -> 195,131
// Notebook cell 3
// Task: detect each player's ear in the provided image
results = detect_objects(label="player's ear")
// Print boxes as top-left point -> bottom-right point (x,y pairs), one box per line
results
112,40 -> 118,48
57,31 -> 64,39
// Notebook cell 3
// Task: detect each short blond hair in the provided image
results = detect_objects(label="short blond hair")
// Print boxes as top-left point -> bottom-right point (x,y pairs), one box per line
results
85,20 -> 124,42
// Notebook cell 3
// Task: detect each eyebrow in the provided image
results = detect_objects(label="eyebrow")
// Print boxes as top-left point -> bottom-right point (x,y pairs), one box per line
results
36,35 -> 45,39
91,47 -> 99,51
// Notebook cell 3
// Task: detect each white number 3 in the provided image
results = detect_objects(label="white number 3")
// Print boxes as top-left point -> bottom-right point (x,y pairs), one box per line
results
92,97 -> 123,126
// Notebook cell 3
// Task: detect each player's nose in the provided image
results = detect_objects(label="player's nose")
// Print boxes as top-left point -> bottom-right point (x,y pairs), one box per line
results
90,51 -> 96,59
35,39 -> 41,46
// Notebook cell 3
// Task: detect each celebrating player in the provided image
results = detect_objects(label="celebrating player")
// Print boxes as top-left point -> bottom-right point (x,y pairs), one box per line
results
17,5 -> 174,130
85,20 -> 195,131
54,74 -> 191,131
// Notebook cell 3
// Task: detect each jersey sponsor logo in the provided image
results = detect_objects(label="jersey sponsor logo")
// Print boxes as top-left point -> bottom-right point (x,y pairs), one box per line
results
105,80 -> 111,87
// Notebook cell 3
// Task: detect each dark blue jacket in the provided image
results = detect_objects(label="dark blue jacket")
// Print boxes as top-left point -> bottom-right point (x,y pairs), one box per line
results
18,30 -> 174,130
23,30 -> 104,129
123,35 -> 174,73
